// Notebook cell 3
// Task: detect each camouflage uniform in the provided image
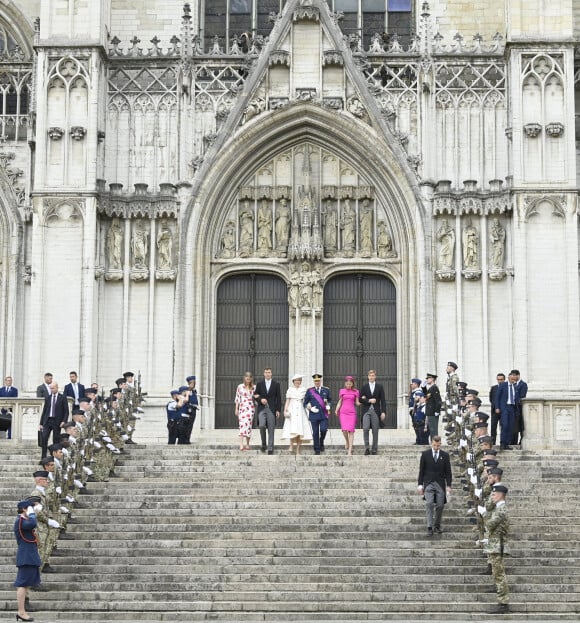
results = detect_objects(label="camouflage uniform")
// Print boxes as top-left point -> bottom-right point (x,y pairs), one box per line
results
483,502 -> 510,605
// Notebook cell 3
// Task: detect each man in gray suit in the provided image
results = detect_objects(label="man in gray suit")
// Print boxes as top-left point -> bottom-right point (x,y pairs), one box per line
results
36,373 -> 54,399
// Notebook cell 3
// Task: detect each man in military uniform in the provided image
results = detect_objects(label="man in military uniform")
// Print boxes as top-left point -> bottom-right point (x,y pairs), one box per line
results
445,361 -> 459,405
422,373 -> 442,441
481,484 -> 511,614
303,374 -> 331,455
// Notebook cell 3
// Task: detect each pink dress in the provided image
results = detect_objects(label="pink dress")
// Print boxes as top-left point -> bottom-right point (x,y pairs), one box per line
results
235,384 -> 255,437
338,388 -> 359,432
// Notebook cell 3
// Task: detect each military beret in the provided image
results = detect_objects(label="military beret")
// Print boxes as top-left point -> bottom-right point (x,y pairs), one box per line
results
186,375 -> 196,382
48,443 -> 62,452
170,389 -> 179,396
492,484 -> 508,494
123,371 -> 135,379
483,459 -> 499,467
474,421 -> 488,429
115,378 -> 126,386
483,449 -> 498,456
178,385 -> 189,393
488,467 -> 503,475
457,381 -> 468,389
63,421 -> 76,429
110,387 -> 121,394
40,456 -> 55,465
426,373 -> 437,379
466,388 -> 479,396
468,398 -> 482,407
72,408 -> 84,416
447,361 -> 458,370
312,374 -> 322,380
33,470 -> 49,478
478,436 -> 493,444
84,387 -> 97,395
78,395 -> 91,402
411,378 -> 422,385
475,412 -> 489,421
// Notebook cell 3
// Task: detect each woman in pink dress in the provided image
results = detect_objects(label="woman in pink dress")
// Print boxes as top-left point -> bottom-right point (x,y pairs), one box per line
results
235,371 -> 255,450
335,375 -> 360,456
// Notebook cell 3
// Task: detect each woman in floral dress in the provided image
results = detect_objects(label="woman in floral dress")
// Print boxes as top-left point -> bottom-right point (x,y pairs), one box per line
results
235,371 -> 255,450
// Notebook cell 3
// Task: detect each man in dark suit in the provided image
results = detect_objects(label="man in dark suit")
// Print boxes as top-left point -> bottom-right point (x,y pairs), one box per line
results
495,372 -> 518,450
511,369 -> 527,445
417,435 -> 452,536
489,372 -> 506,445
359,369 -> 387,455
253,367 -> 281,455
422,373 -> 442,441
304,374 -> 332,455
63,371 -> 85,408
36,373 -> 53,399
0,375 -> 18,439
38,382 -> 69,458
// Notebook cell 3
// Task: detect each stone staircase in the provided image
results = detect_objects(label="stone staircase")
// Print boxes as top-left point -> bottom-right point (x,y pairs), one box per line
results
1,441 -> 580,621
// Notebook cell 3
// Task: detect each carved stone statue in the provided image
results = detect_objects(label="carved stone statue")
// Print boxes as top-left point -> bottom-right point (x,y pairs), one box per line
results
220,220 -> 236,259
156,221 -> 173,270
359,199 -> 374,257
275,199 -> 291,256
131,220 -> 149,269
299,260 -> 312,308
288,262 -> 300,311
257,199 -> 273,257
489,218 -> 506,269
238,201 -> 254,257
437,219 -> 455,271
322,200 -> 337,255
340,199 -> 356,257
377,220 -> 396,258
107,218 -> 123,270
462,222 -> 479,269
311,264 -> 323,308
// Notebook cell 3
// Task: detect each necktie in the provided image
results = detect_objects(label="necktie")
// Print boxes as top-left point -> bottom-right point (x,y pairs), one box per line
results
509,383 -> 514,404
50,395 -> 56,417
317,388 -> 320,394
434,452 -> 438,462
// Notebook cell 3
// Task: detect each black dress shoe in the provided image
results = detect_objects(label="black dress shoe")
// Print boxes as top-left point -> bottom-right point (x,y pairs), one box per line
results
489,604 -> 510,614
58,532 -> 74,540
364,448 -> 370,456
320,444 -> 325,452
427,527 -> 433,537
371,450 -> 377,455
42,564 -> 56,573
260,446 -> 266,453
267,450 -> 273,455
434,526 -> 443,534
79,488 -> 93,495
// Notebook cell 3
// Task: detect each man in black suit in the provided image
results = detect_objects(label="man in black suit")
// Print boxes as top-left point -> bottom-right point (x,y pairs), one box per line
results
359,369 -> 387,455
38,382 -> 70,458
36,372 -> 53,399
422,373 -> 442,441
489,372 -> 506,445
253,368 -> 281,455
63,371 -> 85,408
417,435 -> 452,536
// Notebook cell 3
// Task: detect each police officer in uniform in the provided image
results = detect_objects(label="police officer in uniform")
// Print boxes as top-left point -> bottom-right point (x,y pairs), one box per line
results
303,374 -> 331,455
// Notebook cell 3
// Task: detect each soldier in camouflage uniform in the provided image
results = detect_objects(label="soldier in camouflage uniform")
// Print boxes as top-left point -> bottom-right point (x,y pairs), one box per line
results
29,470 -> 60,571
482,484 -> 510,614
445,362 -> 460,405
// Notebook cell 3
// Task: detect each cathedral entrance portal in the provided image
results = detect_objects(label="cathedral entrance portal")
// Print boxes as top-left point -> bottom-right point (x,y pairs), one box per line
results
215,273 -> 289,429
323,273 -> 397,429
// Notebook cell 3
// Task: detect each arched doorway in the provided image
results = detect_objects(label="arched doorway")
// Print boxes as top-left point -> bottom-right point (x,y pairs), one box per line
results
323,273 -> 397,428
215,273 -> 289,428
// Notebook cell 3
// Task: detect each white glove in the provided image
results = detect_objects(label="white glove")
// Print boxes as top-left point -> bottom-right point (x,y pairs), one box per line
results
65,495 -> 75,503
26,506 -> 34,515
127,425 -> 133,432
467,453 -> 473,462
455,416 -> 462,424
93,441 -> 101,449
122,434 -> 129,440
73,479 -> 84,489
83,466 -> 93,475
459,439 -> 468,448
136,407 -> 144,413
474,488 -> 482,499
452,405 -> 458,412
464,429 -> 472,438
102,436 -> 112,443
47,519 -> 60,528
106,443 -> 116,451
477,505 -> 487,516
470,475 -> 478,485
34,504 -> 43,513
310,406 -> 319,413
467,467 -> 474,476
80,449 -> 85,457
62,448 -> 69,455
55,486 -> 62,494
481,538 -> 489,545
59,506 -> 70,514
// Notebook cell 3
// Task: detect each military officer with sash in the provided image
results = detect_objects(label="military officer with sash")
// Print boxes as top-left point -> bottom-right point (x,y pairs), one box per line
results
304,374 -> 331,455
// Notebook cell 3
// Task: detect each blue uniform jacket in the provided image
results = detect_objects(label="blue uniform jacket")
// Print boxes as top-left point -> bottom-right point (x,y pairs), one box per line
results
303,386 -> 332,417
14,513 -> 41,567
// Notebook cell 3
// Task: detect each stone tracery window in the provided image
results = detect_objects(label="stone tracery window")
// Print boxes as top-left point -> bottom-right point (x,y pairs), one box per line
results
201,0 -> 287,53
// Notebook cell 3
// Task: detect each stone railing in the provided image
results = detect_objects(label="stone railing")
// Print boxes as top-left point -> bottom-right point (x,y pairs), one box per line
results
522,396 -> 580,450
0,397 -> 74,441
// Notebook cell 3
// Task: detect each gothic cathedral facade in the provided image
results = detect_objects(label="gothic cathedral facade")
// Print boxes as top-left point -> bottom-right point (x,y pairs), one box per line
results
0,0 -> 578,427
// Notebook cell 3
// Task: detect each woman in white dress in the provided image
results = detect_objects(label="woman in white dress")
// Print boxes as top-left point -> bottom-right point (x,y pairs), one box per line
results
282,374 -> 312,454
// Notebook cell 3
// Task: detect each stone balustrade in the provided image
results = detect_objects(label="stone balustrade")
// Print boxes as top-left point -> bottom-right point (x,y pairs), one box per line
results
0,397 -> 74,441
522,395 -> 580,450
